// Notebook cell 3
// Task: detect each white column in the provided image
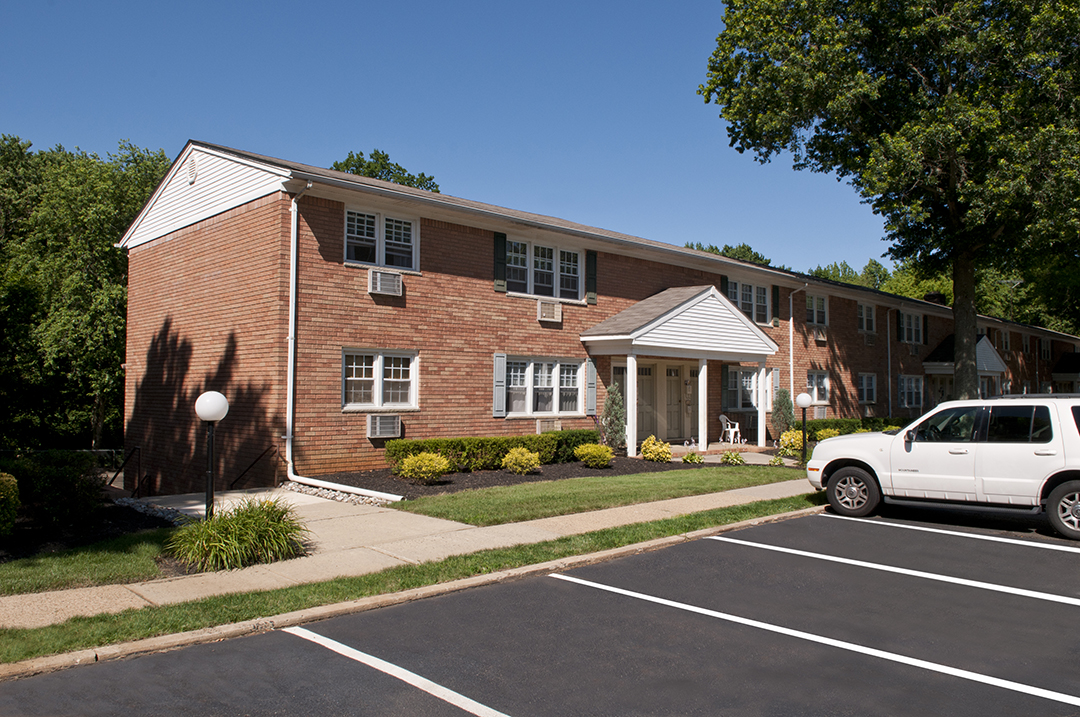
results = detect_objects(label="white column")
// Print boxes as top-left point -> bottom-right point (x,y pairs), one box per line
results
757,361 -> 768,447
626,354 -> 638,457
697,358 -> 709,449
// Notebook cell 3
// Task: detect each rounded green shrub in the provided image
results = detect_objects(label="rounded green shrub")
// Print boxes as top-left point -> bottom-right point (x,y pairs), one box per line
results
166,497 -> 309,572
682,451 -> 704,464
502,447 -> 541,475
641,435 -> 672,463
574,443 -> 614,469
0,472 -> 19,537
719,450 -> 746,466
397,451 -> 451,484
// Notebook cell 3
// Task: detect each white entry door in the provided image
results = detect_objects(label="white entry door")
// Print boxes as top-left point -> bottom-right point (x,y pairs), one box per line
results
666,367 -> 683,440
638,365 -> 656,439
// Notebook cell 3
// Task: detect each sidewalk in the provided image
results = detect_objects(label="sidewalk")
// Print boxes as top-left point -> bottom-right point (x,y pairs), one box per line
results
1,454 -> 812,631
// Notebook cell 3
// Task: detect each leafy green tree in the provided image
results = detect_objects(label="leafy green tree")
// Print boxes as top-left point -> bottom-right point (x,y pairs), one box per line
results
700,0 -> 1080,398
332,149 -> 440,192
685,241 -> 790,270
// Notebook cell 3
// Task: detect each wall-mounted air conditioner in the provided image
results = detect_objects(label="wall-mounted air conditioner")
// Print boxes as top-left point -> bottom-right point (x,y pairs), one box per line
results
811,326 -> 827,342
537,300 -> 562,323
368,270 -> 403,296
367,414 -> 401,439
536,418 -> 562,433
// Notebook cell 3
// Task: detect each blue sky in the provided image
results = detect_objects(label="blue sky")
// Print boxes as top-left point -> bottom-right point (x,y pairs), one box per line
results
1,0 -> 890,273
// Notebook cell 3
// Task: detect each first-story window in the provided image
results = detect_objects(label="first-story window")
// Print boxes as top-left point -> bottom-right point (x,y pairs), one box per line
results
504,358 -> 582,415
858,373 -> 876,403
726,368 -> 773,410
899,375 -> 923,408
343,351 -> 417,409
807,371 -> 829,404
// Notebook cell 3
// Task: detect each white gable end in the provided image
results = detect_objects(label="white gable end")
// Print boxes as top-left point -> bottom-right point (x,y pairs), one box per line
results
976,335 -> 1008,374
635,292 -> 777,357
120,146 -> 289,249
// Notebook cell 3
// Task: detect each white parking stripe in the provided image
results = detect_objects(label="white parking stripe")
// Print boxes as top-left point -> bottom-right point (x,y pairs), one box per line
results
550,573 -> 1080,707
823,513 -> 1080,553
283,626 -> 512,717
708,536 -> 1080,607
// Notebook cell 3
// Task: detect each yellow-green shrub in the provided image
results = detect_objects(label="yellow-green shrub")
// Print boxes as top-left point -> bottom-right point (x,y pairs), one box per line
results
502,447 -> 541,475
0,472 -> 18,537
640,435 -> 672,463
397,452 -> 451,484
719,450 -> 745,466
816,428 -> 841,441
768,454 -> 786,467
574,443 -> 613,469
682,451 -> 704,464
778,429 -> 804,457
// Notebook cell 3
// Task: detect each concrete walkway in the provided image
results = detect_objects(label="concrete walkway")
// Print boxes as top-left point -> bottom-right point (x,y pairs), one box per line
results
0,453 -> 811,631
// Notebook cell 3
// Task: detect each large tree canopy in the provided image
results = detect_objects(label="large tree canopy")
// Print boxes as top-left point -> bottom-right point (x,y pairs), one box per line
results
700,0 -> 1080,398
332,149 -> 440,192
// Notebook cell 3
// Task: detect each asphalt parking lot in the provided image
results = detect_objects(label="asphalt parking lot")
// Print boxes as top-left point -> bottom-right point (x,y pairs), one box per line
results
5,507 -> 1080,716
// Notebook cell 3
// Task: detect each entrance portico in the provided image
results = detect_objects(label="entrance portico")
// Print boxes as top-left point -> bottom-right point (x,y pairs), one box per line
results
581,285 -> 778,455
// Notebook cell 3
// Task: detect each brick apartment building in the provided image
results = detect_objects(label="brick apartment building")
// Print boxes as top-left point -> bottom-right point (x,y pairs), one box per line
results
119,141 -> 1080,496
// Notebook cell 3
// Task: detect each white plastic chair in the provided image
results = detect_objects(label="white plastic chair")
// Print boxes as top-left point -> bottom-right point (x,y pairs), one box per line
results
719,414 -> 741,444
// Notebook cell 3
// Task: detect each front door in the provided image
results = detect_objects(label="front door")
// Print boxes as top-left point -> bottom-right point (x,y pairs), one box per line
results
666,367 -> 683,440
637,365 -> 656,439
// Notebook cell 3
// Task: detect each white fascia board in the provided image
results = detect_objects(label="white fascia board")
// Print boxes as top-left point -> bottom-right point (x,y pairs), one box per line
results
642,286 -> 777,352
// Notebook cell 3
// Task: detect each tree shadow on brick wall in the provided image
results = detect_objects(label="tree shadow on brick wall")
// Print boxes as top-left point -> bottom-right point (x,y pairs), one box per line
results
128,319 -> 281,496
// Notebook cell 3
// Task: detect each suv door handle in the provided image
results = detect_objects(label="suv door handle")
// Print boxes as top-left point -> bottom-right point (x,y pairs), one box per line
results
948,449 -> 969,455
1035,449 -> 1058,456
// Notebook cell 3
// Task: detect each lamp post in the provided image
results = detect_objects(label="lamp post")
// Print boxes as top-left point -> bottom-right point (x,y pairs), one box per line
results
795,392 -> 813,465
195,391 -> 229,519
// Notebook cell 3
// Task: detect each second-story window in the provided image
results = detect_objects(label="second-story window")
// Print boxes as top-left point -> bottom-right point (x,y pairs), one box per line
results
898,311 -> 922,344
504,240 -> 582,300
806,295 -> 827,325
857,303 -> 875,333
345,210 -> 418,270
726,281 -> 769,324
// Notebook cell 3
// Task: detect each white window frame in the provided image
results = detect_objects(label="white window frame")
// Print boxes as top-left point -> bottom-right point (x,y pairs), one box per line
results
806,294 -> 827,326
505,239 -> 582,300
857,303 -> 875,333
807,371 -> 829,404
726,281 -> 770,324
899,311 -> 923,344
344,209 -> 420,271
858,373 -> 877,404
342,350 -> 418,410
1023,334 -> 1031,353
726,368 -> 773,411
1041,338 -> 1051,361
1002,330 -> 1011,352
505,357 -> 584,416
899,375 -> 923,408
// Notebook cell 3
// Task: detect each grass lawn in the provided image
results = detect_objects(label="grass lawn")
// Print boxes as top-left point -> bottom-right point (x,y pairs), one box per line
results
0,492 -> 825,665
396,465 -> 802,525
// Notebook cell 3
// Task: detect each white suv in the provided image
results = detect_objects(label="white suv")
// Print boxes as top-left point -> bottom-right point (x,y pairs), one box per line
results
806,396 -> 1080,539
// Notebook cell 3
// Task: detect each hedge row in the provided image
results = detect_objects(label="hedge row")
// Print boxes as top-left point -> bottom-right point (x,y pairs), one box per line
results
385,429 -> 600,473
791,417 -> 908,439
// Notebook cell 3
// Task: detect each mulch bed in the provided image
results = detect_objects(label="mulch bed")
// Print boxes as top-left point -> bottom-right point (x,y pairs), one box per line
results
315,455 -> 710,499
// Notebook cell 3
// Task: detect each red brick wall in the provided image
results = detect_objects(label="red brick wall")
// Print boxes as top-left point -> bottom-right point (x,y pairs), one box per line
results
124,193 -> 290,495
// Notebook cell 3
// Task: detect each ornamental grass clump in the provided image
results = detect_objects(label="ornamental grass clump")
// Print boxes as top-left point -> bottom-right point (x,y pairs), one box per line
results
397,451 -> 451,484
574,443 -> 614,469
166,498 -> 309,572
640,435 -> 672,463
720,450 -> 746,466
502,447 -> 541,475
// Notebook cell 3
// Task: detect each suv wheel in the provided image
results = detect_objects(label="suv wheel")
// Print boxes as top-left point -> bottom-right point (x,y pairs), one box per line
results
826,467 -> 881,518
1048,481 -> 1080,540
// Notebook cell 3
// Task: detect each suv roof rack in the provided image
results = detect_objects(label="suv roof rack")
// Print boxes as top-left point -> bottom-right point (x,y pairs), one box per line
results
985,394 -> 1080,400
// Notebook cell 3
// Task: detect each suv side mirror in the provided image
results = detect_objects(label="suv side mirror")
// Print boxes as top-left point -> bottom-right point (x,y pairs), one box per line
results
905,429 -> 915,443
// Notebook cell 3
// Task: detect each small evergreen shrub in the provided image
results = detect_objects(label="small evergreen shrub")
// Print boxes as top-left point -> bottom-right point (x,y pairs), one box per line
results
816,428 -> 841,441
778,429 -> 804,457
385,431 -> 599,472
551,429 -> 603,464
719,450 -> 746,466
574,443 -> 614,469
772,388 -> 795,437
166,498 -> 309,572
640,435 -> 672,463
397,452 -> 451,484
0,472 -> 19,537
502,447 -> 541,475
768,454 -> 786,467
682,452 -> 704,464
600,383 -> 627,449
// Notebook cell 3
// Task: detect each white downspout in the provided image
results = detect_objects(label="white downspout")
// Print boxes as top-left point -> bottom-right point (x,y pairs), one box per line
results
788,284 -> 808,398
284,182 -> 402,502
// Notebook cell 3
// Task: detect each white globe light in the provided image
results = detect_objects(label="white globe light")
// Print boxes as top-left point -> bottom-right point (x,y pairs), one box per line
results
795,392 -> 813,409
195,391 -> 230,422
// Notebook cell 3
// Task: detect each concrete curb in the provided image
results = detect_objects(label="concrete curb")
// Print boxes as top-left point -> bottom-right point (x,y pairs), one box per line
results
0,504 -> 824,681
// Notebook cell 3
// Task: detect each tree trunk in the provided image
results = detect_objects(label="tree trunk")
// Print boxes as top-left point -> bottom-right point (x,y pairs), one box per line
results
91,390 -> 105,450
952,251 -> 979,399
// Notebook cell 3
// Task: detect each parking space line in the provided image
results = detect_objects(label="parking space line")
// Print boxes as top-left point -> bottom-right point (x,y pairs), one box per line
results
550,573 -> 1080,707
707,536 -> 1080,607
282,626 -> 512,717
823,514 -> 1080,553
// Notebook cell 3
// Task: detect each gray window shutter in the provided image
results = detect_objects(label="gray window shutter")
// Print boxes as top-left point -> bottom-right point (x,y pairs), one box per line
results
773,368 -> 780,401
719,275 -> 729,297
493,233 -> 507,293
897,311 -> 904,341
586,250 -> 597,304
923,315 -> 929,345
493,353 -> 507,417
585,359 -> 597,415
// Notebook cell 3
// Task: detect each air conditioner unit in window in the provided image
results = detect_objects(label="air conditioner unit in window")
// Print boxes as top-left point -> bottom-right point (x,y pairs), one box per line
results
909,343 -> 920,356
864,333 -> 876,346
368,270 -> 403,296
536,418 -> 562,434
814,406 -> 827,419
537,300 -> 562,323
367,414 -> 401,439
811,326 -> 827,342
